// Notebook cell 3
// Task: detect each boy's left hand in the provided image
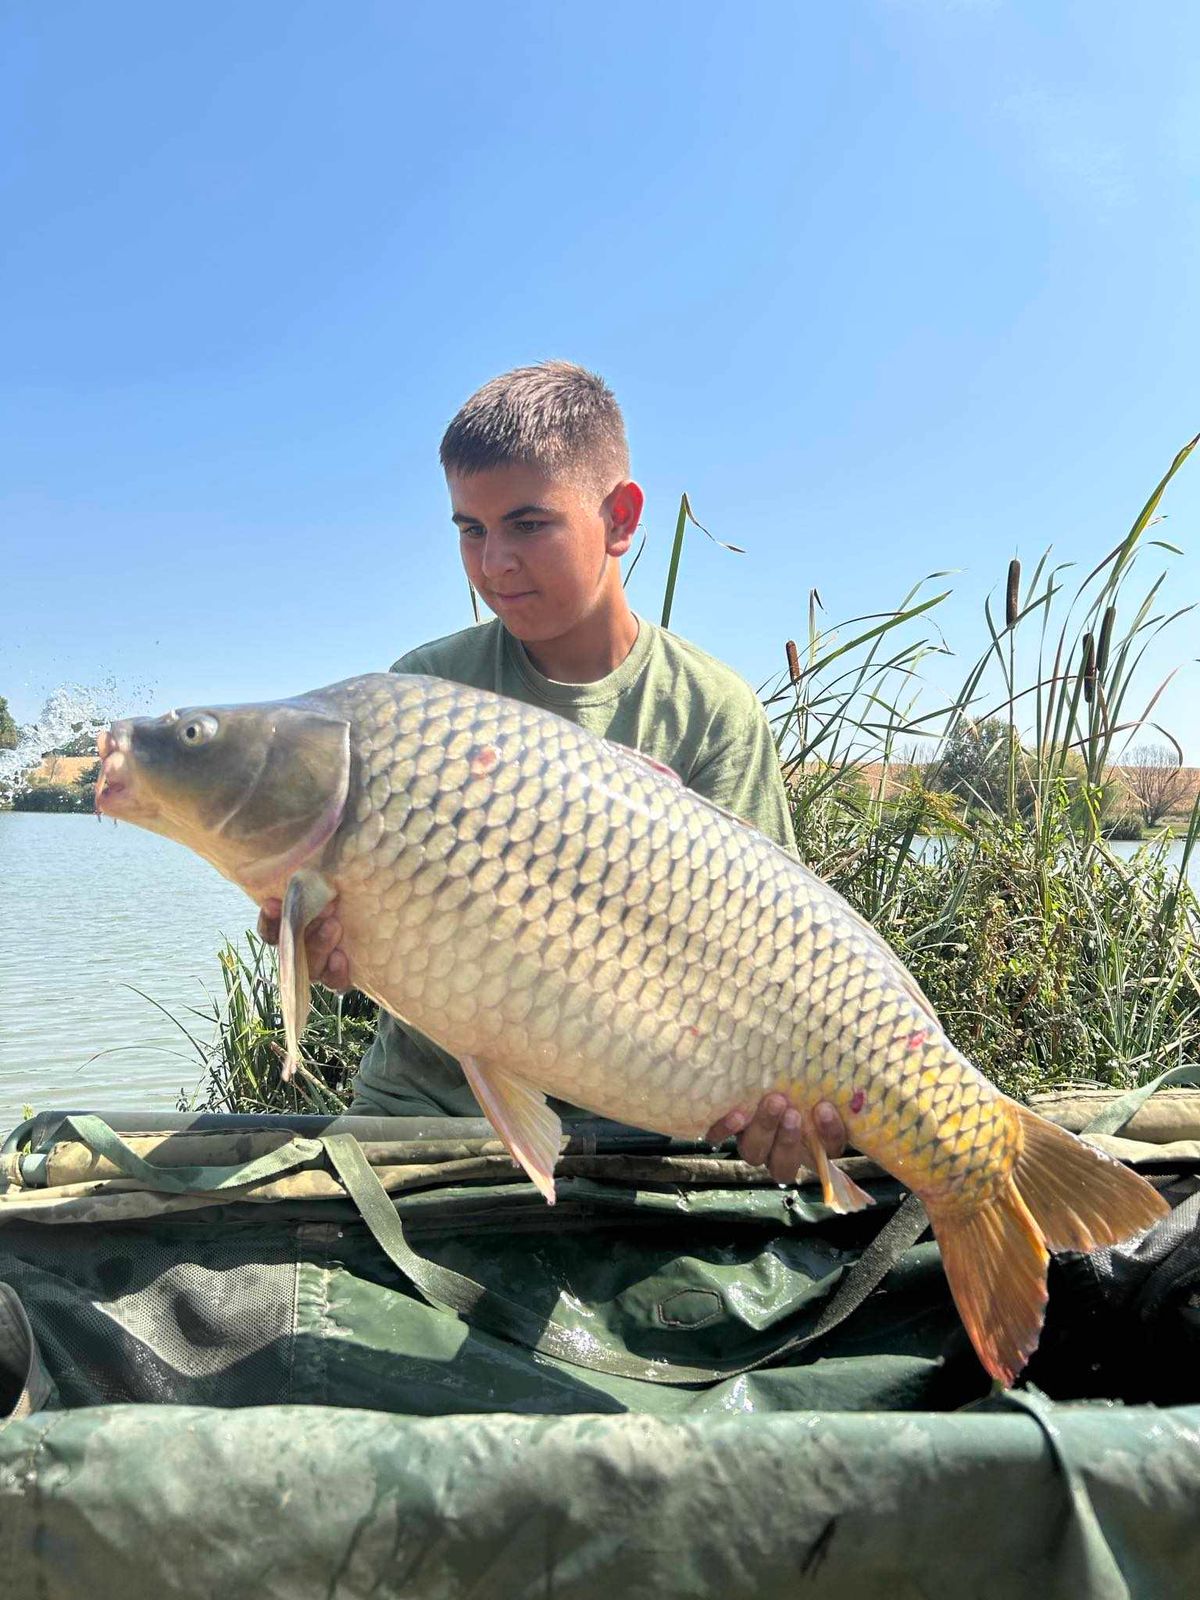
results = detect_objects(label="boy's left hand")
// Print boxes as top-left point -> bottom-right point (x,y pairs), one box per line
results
705,1095 -> 846,1183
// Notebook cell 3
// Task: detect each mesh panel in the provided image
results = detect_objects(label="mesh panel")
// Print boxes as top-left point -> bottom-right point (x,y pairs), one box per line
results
0,1220 -> 298,1407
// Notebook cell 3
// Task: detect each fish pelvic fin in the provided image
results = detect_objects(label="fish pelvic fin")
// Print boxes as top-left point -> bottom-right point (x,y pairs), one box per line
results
460,1055 -> 564,1205
804,1111 -> 874,1213
926,1105 -> 1168,1386
278,868 -> 335,1082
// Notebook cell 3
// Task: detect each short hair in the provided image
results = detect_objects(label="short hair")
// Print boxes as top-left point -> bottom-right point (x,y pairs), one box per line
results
440,360 -> 630,494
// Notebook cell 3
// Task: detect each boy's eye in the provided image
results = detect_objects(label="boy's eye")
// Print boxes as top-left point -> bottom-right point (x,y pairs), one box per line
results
460,525 -> 485,540
514,520 -> 546,534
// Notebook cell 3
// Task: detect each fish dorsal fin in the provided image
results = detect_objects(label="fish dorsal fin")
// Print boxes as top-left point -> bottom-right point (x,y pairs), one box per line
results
460,1055 -> 564,1204
278,867 -> 336,1081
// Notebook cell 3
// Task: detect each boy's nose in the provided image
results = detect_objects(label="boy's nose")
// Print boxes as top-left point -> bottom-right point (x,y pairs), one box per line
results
480,535 -> 519,578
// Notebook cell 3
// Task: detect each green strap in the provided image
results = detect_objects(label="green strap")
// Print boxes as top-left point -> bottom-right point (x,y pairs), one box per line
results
321,1133 -> 928,1387
1079,1063 -> 1200,1139
35,1116 -> 325,1195
983,1389 -> 1131,1598
25,1117 -> 928,1389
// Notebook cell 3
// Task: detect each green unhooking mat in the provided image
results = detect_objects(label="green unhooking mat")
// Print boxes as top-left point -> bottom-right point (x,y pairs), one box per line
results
1,1081 -> 1199,1599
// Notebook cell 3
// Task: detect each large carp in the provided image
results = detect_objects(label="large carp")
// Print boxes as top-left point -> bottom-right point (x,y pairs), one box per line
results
95,672 -> 1166,1383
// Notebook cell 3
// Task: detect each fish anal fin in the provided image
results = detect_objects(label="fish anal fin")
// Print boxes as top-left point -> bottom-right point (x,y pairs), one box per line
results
1012,1104 -> 1168,1252
927,1183 -> 1049,1387
278,868 -> 335,1082
461,1055 -> 564,1205
805,1112 -> 874,1213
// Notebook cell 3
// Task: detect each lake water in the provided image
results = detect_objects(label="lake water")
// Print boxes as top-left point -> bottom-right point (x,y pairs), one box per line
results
1,813 -> 1195,1135
0,813 -> 256,1130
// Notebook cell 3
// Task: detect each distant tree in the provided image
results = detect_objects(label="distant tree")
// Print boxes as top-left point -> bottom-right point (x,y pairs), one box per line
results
0,696 -> 16,752
938,718 -> 1022,813
47,727 -> 101,757
74,761 -> 101,788
1124,745 -> 1192,827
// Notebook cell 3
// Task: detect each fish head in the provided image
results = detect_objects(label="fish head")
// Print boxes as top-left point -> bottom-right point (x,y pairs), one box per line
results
95,697 -> 351,894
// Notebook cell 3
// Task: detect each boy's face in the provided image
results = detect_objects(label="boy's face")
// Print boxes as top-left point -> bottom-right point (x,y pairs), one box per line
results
447,461 -> 641,644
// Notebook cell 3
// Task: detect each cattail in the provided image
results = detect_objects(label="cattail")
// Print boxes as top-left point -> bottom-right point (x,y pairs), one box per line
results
786,640 -> 801,684
1081,633 -> 1096,703
1006,558 -> 1021,630
1096,605 -> 1116,678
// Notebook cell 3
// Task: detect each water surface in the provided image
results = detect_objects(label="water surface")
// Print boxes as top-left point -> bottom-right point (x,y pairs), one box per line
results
1,813 -> 255,1130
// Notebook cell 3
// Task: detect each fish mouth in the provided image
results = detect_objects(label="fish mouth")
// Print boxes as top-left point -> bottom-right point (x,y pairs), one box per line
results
94,725 -> 149,819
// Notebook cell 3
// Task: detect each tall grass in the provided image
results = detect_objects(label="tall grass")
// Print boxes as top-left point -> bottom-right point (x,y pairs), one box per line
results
768,435 -> 1200,1097
178,935 -> 374,1113
180,449 -> 1198,1112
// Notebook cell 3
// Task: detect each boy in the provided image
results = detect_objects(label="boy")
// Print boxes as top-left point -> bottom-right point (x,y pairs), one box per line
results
262,362 -> 845,1181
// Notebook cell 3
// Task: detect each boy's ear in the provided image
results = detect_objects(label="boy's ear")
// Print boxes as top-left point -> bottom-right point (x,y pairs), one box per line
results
604,480 -> 644,558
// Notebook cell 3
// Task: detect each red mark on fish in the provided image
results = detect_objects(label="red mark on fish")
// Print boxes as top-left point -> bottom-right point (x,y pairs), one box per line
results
470,746 -> 499,777
849,1090 -> 865,1114
907,1030 -> 927,1051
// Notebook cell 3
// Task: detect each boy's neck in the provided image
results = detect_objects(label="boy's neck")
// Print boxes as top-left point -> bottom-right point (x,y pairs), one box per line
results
519,592 -> 640,684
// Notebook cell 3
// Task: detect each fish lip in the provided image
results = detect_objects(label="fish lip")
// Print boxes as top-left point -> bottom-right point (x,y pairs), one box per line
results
94,729 -> 141,817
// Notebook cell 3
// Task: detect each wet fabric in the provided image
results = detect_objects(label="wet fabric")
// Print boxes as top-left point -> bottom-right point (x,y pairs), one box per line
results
1,1105 -> 1198,1598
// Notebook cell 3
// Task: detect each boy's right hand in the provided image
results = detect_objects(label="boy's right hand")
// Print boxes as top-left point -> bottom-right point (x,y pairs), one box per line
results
256,897 -> 352,992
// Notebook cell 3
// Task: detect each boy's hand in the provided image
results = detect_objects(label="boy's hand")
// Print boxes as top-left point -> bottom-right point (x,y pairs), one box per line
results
256,897 -> 352,992
705,1095 -> 847,1184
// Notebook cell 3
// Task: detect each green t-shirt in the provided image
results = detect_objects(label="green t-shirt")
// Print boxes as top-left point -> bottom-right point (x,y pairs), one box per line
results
349,614 -> 795,1117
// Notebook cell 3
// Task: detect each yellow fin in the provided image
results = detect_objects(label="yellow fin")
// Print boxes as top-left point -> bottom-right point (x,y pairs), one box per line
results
1012,1103 -> 1168,1252
460,1055 -> 564,1205
928,1183 -> 1049,1387
927,1105 -> 1168,1385
805,1112 -> 874,1213
278,868 -> 335,1082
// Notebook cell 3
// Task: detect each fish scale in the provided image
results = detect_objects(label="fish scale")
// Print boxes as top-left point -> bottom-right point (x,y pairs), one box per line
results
326,673 -> 1019,1179
95,670 -> 1169,1384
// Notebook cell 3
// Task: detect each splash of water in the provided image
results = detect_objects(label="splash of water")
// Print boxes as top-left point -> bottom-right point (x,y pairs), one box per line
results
0,679 -> 154,801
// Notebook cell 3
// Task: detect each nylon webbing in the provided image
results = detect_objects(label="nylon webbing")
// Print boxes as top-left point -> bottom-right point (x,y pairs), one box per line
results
22,1117 -> 929,1389
1079,1063 -> 1200,1139
321,1132 -> 929,1386
39,1116 -> 326,1194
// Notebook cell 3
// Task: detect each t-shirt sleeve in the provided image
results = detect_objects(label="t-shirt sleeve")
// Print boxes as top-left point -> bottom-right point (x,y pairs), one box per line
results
687,690 -> 797,856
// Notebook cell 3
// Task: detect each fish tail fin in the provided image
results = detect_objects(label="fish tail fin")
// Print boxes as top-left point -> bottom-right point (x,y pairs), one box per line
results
927,1105 -> 1167,1385
1009,1103 -> 1168,1253
927,1179 -> 1049,1387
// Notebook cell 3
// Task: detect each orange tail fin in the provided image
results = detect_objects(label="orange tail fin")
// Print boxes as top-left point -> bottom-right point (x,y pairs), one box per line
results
927,1105 -> 1169,1386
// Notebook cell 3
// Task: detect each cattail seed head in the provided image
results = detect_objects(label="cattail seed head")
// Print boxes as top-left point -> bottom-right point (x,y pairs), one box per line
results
1081,633 -> 1096,703
786,640 -> 801,684
1006,559 -> 1021,629
1097,605 -> 1116,678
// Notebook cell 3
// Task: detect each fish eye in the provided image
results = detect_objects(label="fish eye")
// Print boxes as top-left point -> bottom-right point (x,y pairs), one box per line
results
177,713 -> 219,747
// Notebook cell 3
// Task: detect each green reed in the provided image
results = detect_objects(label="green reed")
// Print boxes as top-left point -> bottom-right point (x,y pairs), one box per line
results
769,434 -> 1200,1096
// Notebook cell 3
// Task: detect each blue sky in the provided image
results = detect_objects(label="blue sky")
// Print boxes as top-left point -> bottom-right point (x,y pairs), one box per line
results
3,0 -> 1199,758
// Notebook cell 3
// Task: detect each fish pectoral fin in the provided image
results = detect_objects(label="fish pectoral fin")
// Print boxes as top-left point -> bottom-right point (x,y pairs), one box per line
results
804,1111 -> 874,1213
460,1056 -> 564,1205
278,867 -> 336,1082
